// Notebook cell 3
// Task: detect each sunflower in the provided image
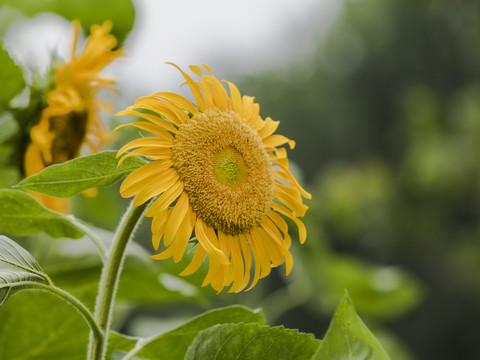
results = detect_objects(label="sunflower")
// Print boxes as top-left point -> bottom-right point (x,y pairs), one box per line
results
24,20 -> 123,213
116,64 -> 311,292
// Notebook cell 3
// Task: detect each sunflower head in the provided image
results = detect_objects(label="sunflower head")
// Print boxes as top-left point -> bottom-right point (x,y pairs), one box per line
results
117,63 -> 311,292
24,20 -> 123,213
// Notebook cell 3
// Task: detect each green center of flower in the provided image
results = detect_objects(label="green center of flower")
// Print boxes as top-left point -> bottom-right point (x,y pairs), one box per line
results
214,148 -> 246,186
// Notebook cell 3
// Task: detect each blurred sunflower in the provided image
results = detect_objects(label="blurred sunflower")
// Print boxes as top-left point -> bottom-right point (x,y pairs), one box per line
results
24,20 -> 123,213
117,64 -> 311,292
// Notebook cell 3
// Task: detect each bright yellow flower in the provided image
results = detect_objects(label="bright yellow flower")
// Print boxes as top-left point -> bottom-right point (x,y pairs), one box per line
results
24,20 -> 123,213
117,64 -> 311,292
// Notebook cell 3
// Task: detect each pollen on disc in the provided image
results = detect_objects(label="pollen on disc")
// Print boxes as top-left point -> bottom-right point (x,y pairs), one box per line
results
172,108 -> 274,235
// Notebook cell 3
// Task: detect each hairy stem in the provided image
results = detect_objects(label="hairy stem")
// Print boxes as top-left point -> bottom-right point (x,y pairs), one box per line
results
88,201 -> 147,360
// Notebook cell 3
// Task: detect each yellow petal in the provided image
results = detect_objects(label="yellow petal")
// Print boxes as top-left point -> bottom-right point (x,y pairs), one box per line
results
114,122 -> 174,140
241,96 -> 263,130
202,260 -> 226,292
195,218 -> 229,265
151,209 -> 169,250
225,81 -> 243,113
273,186 -> 308,217
259,217 -> 292,273
217,231 -> 234,285
116,109 -> 177,133
166,62 -> 206,111
208,75 -> 229,111
238,235 -> 252,291
189,64 -> 202,76
246,232 -> 264,290
118,137 -> 173,155
227,235 -> 246,293
271,203 -> 307,244
164,192 -> 190,246
275,180 -> 302,202
263,134 -> 296,149
120,160 -> 174,191
130,101 -> 184,126
117,148 -> 173,166
255,226 -> 284,267
250,231 -> 271,278
152,91 -> 198,115
125,168 -> 178,206
197,79 -> 214,109
24,142 -> 45,177
145,180 -> 184,216
171,206 -> 196,263
201,63 -> 213,74
179,244 -> 206,276
267,209 -> 292,248
150,205 -> 192,262
258,117 -> 279,139
273,163 -> 311,199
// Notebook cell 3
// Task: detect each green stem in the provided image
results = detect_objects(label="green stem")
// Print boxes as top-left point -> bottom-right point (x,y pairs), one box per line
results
20,281 -> 103,345
88,201 -> 147,360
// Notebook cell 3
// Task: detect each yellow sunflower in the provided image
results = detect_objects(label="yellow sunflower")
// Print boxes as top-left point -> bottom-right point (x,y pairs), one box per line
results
24,20 -> 123,213
116,64 -> 311,292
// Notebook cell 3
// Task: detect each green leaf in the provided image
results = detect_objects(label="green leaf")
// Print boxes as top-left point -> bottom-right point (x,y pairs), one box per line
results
0,235 -> 48,308
0,290 -> 89,359
185,323 -> 320,360
106,331 -> 139,359
15,151 -> 146,198
299,250 -> 424,319
0,42 -> 25,106
0,0 -> 135,43
117,269 -> 202,305
112,305 -> 266,360
312,292 -> 391,360
0,189 -> 83,238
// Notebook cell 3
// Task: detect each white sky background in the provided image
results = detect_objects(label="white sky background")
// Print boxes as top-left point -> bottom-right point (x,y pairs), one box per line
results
3,0 -> 342,105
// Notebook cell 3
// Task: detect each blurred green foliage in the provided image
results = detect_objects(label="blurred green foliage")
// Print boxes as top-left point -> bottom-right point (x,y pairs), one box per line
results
241,0 -> 480,358
0,43 -> 24,107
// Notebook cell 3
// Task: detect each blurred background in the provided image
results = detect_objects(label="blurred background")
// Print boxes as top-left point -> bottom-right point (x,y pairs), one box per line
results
1,0 -> 480,359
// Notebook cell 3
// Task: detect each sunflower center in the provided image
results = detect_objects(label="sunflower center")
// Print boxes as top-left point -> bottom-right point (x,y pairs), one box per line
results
48,110 -> 88,165
172,108 -> 273,235
214,147 -> 246,186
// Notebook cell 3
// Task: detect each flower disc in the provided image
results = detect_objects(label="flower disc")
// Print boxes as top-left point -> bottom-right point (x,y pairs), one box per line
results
172,108 -> 274,235
48,111 -> 88,165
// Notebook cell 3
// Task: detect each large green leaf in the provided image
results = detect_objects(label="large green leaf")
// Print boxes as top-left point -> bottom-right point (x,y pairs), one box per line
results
0,290 -> 89,359
0,189 -> 83,238
312,292 -> 391,360
0,0 -> 135,43
15,151 -> 146,198
185,323 -> 320,360
0,42 -> 25,106
0,235 -> 48,308
110,305 -> 266,359
107,331 -> 138,358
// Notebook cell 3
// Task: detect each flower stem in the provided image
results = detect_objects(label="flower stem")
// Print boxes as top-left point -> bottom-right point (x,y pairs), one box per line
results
20,281 -> 103,345
88,201 -> 147,360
